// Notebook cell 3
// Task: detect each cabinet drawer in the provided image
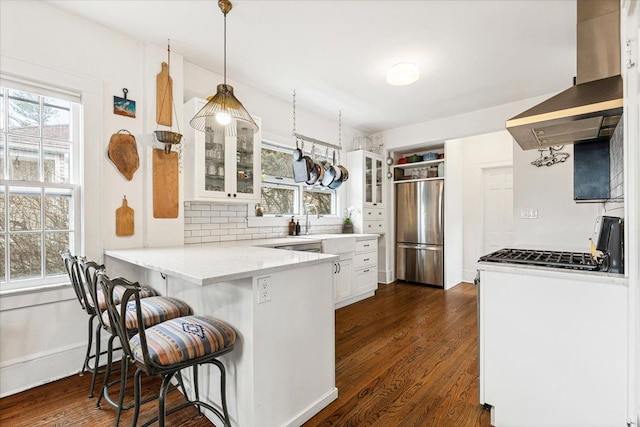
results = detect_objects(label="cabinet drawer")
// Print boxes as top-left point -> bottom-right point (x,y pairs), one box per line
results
363,220 -> 385,233
363,207 -> 385,220
354,252 -> 376,269
355,239 -> 376,253
354,267 -> 377,293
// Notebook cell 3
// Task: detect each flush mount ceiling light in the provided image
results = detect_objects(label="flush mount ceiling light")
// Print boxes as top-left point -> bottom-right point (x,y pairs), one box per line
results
189,0 -> 259,136
386,62 -> 420,86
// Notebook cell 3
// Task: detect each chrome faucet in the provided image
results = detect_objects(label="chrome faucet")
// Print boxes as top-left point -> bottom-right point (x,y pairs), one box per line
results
304,204 -> 319,235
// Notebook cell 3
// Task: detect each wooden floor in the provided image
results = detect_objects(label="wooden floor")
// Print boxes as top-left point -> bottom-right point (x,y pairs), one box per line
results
0,282 -> 490,427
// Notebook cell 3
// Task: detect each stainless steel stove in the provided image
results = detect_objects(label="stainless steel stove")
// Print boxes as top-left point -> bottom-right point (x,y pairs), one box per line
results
479,248 -> 599,271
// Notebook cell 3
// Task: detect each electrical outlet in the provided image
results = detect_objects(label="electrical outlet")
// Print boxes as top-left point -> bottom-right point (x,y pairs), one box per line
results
257,276 -> 271,304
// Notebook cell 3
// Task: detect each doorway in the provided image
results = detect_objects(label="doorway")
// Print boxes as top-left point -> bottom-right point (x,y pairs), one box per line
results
482,166 -> 513,254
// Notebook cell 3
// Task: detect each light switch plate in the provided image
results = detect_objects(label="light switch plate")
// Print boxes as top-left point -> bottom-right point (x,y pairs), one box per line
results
520,208 -> 538,219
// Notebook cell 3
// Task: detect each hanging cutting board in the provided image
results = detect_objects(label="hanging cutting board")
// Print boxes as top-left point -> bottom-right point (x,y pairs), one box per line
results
115,197 -> 134,236
156,62 -> 173,126
108,130 -> 139,181
153,148 -> 179,218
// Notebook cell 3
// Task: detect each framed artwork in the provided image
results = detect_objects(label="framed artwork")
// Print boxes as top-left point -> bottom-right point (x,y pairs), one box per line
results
114,88 -> 136,118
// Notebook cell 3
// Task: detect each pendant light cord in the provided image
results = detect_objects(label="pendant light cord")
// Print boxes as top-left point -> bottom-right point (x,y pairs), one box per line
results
223,11 -> 227,85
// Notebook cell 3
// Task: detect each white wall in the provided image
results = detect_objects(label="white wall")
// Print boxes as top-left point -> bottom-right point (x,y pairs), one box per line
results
458,131 -> 513,282
512,142 -> 601,251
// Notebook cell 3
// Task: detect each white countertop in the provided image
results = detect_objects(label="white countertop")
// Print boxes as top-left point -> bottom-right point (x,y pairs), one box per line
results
105,243 -> 339,286
476,261 -> 628,286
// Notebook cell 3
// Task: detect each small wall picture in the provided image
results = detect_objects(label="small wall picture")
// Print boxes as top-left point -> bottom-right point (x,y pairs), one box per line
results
113,88 -> 136,118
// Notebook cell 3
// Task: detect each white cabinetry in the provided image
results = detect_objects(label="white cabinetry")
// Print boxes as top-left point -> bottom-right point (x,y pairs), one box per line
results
331,236 -> 378,310
478,267 -> 628,427
183,98 -> 261,203
347,150 -> 386,234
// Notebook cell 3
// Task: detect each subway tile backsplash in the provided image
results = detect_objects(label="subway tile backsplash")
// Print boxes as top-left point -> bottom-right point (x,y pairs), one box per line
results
183,202 -> 341,244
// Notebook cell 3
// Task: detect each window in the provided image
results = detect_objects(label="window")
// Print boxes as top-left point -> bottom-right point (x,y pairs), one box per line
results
0,83 -> 80,290
261,143 -> 336,216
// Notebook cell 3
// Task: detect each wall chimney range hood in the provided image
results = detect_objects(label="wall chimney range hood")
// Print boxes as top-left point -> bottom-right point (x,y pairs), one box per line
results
507,0 -> 622,151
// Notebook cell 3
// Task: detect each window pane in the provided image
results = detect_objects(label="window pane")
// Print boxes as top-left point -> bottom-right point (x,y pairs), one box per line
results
10,187 -> 41,231
261,148 -> 294,178
303,190 -> 332,215
43,105 -> 71,141
10,233 -> 42,280
0,236 -> 4,283
0,187 -> 4,232
0,134 -> 4,179
45,232 -> 69,276
43,140 -> 71,183
261,186 -> 295,215
45,190 -> 71,230
8,91 -> 40,136
9,135 -> 40,181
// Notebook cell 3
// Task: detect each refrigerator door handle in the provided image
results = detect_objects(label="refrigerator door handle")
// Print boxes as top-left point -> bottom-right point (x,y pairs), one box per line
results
397,243 -> 442,250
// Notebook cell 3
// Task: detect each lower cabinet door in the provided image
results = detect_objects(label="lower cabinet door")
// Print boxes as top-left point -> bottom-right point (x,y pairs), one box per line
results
354,267 -> 377,293
335,260 -> 353,302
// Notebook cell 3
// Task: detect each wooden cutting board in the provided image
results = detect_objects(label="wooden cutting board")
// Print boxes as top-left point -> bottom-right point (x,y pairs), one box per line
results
153,148 -> 179,218
115,197 -> 134,236
108,131 -> 139,181
156,62 -> 172,126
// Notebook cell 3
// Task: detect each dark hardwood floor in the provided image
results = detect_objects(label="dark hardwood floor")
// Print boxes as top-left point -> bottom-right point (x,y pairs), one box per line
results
0,282 -> 489,427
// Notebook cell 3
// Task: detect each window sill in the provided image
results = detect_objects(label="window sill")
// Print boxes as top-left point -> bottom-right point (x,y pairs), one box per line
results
0,282 -> 76,311
247,215 -> 345,228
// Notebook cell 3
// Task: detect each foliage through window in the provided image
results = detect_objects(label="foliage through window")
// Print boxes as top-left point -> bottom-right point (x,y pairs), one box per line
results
0,83 -> 80,290
261,144 -> 335,216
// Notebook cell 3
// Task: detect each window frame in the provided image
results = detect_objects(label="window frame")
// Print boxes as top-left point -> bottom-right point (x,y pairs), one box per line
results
0,83 -> 81,292
260,141 -> 337,217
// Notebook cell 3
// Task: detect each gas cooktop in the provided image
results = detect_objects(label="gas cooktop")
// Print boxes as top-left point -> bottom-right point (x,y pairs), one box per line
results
479,248 -> 599,271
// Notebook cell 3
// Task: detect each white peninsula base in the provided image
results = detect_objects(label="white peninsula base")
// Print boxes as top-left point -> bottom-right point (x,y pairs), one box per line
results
106,245 -> 338,427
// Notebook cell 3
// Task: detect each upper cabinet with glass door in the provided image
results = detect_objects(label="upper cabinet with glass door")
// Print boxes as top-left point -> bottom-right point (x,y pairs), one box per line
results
363,153 -> 384,208
183,98 -> 261,203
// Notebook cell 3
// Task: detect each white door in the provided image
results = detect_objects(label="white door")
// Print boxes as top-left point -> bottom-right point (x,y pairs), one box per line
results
482,167 -> 513,254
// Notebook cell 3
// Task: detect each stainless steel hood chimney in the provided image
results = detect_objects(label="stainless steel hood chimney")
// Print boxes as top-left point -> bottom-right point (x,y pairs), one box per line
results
507,0 -> 622,150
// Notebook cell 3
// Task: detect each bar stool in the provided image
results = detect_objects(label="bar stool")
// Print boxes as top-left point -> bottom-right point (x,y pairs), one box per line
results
98,272 -> 237,427
60,250 -> 161,397
79,260 -> 194,425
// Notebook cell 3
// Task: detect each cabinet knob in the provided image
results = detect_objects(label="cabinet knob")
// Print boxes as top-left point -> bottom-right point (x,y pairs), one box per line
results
227,193 -> 231,197
364,258 -> 370,262
233,194 -> 237,198
363,269 -> 370,273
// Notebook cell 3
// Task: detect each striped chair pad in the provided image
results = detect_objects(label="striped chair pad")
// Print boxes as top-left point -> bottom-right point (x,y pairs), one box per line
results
129,316 -> 236,367
87,285 -> 160,310
101,296 -> 192,330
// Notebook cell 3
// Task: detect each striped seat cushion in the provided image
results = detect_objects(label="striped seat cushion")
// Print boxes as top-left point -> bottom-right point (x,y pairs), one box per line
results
129,316 -> 236,367
101,296 -> 192,330
87,285 -> 160,310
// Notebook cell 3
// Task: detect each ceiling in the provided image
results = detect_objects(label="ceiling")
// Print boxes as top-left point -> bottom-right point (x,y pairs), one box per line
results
45,0 -> 577,134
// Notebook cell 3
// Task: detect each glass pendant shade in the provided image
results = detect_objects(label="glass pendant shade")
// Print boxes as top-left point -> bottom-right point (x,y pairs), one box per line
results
189,84 -> 259,136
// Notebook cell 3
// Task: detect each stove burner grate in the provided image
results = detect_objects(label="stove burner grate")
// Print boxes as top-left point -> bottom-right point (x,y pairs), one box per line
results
479,248 -> 599,271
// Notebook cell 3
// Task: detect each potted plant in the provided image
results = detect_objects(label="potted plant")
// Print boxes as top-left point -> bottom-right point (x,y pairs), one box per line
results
342,207 -> 354,233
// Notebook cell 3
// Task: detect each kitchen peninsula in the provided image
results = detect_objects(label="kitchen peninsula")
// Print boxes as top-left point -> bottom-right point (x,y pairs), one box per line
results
105,242 -> 339,427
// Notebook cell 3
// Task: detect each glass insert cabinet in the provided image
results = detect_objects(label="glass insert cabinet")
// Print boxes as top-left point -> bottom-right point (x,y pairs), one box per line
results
183,98 -> 261,202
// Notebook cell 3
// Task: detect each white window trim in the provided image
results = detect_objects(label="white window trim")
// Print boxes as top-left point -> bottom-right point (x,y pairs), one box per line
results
0,54 -> 102,305
1,83 -> 81,292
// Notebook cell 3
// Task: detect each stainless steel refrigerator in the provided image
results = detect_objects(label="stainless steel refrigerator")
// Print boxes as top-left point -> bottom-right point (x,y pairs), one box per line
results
396,180 -> 444,287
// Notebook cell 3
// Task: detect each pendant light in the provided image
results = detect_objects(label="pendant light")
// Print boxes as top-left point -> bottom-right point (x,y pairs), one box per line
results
189,0 -> 259,137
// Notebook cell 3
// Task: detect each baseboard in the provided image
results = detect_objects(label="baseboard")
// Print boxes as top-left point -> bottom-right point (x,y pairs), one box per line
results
379,269 -> 394,284
463,269 -> 477,284
0,337 -> 116,398
284,387 -> 338,427
335,291 -> 375,310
